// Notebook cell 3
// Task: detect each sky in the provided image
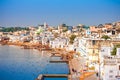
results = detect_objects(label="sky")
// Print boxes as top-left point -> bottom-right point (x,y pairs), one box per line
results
0,0 -> 120,27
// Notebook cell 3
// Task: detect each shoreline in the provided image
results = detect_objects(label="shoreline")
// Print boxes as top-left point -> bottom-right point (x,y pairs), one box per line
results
0,41 -> 95,80
0,41 -> 96,80
0,40 -> 80,80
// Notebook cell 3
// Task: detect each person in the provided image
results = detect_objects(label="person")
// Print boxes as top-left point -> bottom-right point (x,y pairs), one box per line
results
72,68 -> 75,72
96,72 -> 98,77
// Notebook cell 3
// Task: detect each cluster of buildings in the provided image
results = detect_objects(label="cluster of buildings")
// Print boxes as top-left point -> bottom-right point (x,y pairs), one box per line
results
0,21 -> 120,80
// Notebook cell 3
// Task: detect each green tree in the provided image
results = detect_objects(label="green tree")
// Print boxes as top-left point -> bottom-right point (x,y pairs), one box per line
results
111,44 -> 120,55
69,34 -> 76,44
101,35 -> 111,40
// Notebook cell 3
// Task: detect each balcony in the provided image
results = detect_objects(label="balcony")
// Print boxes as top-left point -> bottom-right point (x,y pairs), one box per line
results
104,59 -> 117,65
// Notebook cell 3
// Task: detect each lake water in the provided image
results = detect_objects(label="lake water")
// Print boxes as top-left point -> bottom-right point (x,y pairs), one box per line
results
0,45 -> 69,80
44,77 -> 67,80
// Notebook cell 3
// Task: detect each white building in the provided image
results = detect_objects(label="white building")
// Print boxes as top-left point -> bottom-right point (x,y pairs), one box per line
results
8,35 -> 20,42
76,37 -> 103,61
103,57 -> 120,80
49,37 -> 69,49
76,37 -> 89,57
99,46 -> 120,80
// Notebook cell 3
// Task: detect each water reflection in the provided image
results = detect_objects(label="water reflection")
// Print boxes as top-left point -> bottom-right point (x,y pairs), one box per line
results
0,45 -> 69,80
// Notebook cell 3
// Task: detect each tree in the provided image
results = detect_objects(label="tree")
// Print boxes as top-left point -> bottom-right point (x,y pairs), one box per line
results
69,34 -> 76,44
111,44 -> 120,55
0,27 -> 29,32
101,35 -> 111,40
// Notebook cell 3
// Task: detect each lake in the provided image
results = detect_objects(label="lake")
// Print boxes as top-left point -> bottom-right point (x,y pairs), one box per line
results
0,45 -> 69,80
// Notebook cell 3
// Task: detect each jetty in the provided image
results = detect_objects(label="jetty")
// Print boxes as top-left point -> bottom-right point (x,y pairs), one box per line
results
43,74 -> 68,77
50,54 -> 69,63
37,74 -> 68,80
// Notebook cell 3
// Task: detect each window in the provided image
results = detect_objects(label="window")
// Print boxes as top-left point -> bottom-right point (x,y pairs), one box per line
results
92,40 -> 96,45
112,31 -> 115,35
109,70 -> 113,73
109,75 -> 113,78
101,49 -> 104,52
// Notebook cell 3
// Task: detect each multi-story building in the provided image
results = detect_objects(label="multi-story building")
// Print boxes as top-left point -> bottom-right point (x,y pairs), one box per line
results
99,41 -> 120,80
102,56 -> 120,80
49,37 -> 69,49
